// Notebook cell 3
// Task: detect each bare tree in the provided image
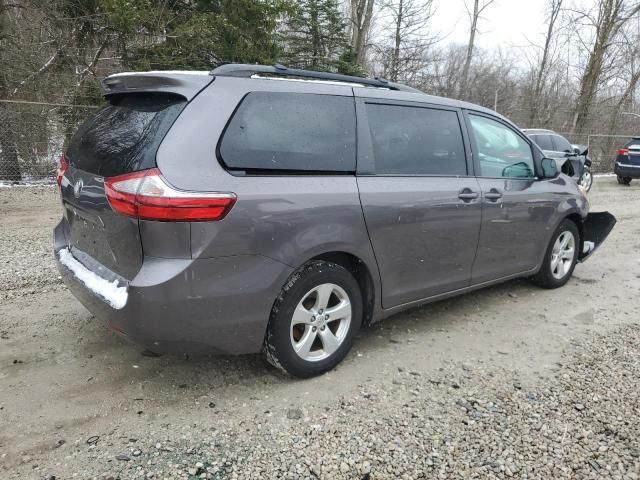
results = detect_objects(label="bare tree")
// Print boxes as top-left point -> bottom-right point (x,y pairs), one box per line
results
571,0 -> 640,133
602,25 -> 640,153
428,44 -> 466,97
350,0 -> 375,66
527,0 -> 564,125
459,0 -> 496,99
373,0 -> 437,83
0,0 -> 23,180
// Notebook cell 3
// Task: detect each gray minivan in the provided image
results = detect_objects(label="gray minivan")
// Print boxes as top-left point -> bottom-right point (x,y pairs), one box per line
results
54,64 -> 615,378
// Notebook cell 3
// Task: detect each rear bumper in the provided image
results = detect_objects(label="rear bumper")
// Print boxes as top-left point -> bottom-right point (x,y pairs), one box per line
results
578,212 -> 616,262
54,220 -> 293,355
614,162 -> 640,178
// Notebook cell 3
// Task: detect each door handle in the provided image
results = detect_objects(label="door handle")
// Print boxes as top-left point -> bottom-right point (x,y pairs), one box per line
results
484,189 -> 503,201
458,189 -> 479,201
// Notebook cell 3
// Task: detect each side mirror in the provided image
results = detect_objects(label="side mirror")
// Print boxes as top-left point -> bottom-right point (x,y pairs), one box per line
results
541,158 -> 558,178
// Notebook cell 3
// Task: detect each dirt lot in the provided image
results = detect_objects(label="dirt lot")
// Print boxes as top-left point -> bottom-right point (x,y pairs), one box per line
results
1,178 -> 639,479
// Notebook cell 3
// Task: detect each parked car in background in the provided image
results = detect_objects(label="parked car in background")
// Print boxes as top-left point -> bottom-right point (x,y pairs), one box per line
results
54,65 -> 616,378
614,136 -> 640,185
522,129 -> 593,191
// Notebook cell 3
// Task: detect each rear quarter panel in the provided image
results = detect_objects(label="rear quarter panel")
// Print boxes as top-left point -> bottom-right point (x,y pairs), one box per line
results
155,76 -> 382,309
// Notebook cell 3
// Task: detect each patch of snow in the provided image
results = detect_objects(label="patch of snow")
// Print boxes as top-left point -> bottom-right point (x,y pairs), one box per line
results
0,180 -> 56,188
251,75 -> 368,88
583,241 -> 596,255
58,248 -> 128,309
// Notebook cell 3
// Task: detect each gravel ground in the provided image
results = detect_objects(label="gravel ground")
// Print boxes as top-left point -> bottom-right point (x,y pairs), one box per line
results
1,178 -> 639,479
0,187 -> 62,301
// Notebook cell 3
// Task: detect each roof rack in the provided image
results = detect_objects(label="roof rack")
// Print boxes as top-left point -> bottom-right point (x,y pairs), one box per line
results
211,64 -> 422,93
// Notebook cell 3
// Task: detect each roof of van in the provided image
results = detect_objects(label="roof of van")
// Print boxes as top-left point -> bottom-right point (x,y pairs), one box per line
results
102,65 -> 517,128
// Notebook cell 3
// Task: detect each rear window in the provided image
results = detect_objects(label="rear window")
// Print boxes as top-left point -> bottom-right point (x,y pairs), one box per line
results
625,138 -> 640,148
219,92 -> 356,173
65,93 -> 186,177
530,134 -> 553,151
552,135 -> 572,152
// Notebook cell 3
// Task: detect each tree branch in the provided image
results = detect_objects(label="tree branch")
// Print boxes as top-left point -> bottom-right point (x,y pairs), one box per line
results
11,48 -> 62,96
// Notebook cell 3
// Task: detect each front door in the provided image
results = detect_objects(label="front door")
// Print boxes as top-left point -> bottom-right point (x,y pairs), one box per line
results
357,100 -> 482,308
466,113 -> 554,283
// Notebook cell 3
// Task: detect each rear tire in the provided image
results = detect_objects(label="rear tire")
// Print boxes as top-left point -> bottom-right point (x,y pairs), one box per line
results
531,219 -> 579,289
617,175 -> 632,185
263,261 -> 362,378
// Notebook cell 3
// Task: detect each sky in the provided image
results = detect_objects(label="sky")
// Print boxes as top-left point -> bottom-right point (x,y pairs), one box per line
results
433,0 -> 549,49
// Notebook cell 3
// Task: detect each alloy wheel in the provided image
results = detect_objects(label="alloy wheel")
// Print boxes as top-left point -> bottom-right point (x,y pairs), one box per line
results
579,169 -> 592,190
290,283 -> 352,362
550,231 -> 576,280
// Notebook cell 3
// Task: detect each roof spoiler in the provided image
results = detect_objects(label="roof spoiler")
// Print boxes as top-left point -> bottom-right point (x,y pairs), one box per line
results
101,72 -> 214,100
211,63 -> 423,94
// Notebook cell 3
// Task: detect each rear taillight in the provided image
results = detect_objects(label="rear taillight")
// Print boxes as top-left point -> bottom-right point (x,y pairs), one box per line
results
617,148 -> 629,156
56,154 -> 68,186
104,168 -> 236,222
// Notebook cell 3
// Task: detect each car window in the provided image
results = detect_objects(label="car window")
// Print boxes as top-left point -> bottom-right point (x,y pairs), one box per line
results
365,104 -> 467,176
625,139 -> 640,148
531,134 -> 554,151
219,92 -> 356,172
469,115 -> 535,178
66,93 -> 186,177
552,135 -> 572,152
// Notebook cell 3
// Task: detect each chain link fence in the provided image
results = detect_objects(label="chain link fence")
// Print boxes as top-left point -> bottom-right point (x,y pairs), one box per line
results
555,132 -> 632,173
0,100 -> 97,182
0,97 -> 635,181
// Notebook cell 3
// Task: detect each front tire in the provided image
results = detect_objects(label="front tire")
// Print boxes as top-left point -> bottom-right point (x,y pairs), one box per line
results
263,261 -> 362,378
531,219 -> 579,289
579,166 -> 593,191
617,175 -> 632,185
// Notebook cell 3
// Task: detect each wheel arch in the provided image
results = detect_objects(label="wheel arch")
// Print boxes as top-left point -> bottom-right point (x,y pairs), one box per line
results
534,210 -> 584,274
308,251 -> 376,327
546,212 -> 584,270
565,212 -> 584,243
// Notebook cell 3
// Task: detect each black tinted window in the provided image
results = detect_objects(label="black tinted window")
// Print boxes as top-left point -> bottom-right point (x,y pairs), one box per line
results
219,92 -> 356,172
625,138 -> 640,148
531,134 -> 553,150
552,135 -> 572,152
66,93 -> 185,177
366,104 -> 466,175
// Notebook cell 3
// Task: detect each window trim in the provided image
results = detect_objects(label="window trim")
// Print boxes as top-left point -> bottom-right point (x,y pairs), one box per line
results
355,97 -> 473,178
464,110 -> 540,180
216,91 -> 358,176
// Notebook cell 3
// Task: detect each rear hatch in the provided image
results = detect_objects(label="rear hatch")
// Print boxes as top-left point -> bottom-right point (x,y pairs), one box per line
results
627,144 -> 640,165
619,138 -> 640,165
60,73 -> 212,279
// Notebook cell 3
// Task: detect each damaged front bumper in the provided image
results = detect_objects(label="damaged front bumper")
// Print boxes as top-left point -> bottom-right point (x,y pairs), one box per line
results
578,212 -> 616,262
